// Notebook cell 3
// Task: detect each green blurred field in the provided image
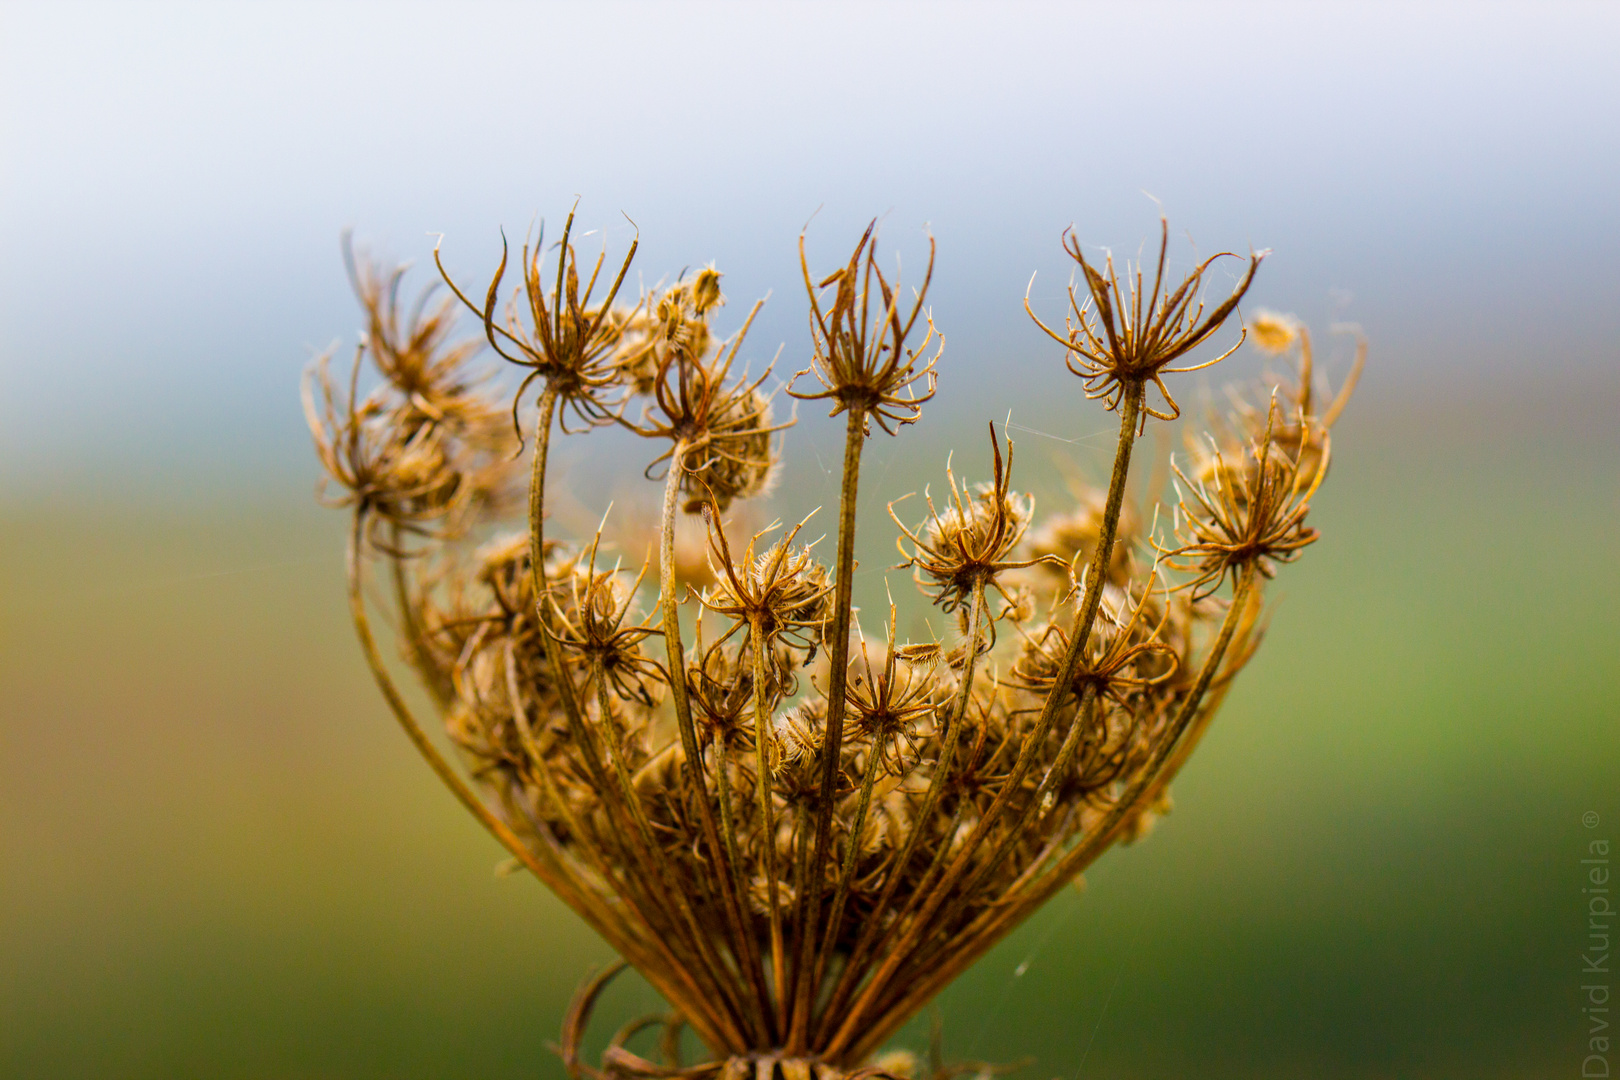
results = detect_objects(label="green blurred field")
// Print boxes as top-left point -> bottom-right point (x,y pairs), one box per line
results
2,376 -> 1616,1079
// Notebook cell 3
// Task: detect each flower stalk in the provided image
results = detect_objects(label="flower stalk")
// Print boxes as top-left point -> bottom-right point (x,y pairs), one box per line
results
307,211 -> 1357,1077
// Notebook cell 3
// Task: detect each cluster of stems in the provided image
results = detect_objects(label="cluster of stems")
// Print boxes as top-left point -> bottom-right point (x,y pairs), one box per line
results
306,213 -> 1362,1079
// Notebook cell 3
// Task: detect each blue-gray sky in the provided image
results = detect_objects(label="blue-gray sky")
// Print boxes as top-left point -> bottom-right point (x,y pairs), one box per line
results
2,0 -> 1615,492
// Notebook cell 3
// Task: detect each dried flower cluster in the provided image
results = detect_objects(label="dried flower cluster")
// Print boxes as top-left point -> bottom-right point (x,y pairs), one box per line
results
307,210 -> 1363,1079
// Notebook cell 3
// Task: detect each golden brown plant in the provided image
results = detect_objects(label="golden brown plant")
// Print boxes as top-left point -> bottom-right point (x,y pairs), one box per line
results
307,210 -> 1360,1080
890,425 -> 1048,622
1026,216 -> 1263,426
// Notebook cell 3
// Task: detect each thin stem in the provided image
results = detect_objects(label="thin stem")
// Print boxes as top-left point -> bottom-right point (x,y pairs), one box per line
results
957,686 -> 1099,904
844,821 -> 1064,1063
784,792 -> 816,1045
501,648 -> 635,932
1142,583 -> 1261,807
347,515 -> 547,884
1049,559 -> 1262,890
788,405 -> 867,1045
496,654 -> 706,1028
528,387 -> 592,735
1038,389 -> 1143,732
526,386 -> 613,798
660,440 -> 776,1040
748,622 -> 788,1032
808,726 -> 882,999
388,538 -> 451,709
527,392 -> 673,919
344,512 -> 713,1041
524,390 -> 750,1048
526,389 -> 750,1048
710,734 -> 755,994
812,584 -> 987,1046
853,562 -> 1263,1057
826,389 -> 1142,1059
591,658 -> 757,1048
887,684 -> 1101,996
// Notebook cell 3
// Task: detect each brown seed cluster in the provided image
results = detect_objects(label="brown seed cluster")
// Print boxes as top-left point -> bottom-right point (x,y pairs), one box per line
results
307,210 -> 1361,1080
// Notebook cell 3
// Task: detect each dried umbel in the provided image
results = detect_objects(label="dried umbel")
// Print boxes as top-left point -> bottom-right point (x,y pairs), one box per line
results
891,425 -> 1044,619
308,211 -> 1361,1079
1026,215 -> 1264,425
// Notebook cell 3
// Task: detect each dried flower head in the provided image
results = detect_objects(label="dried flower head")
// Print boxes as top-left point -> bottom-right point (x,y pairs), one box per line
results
436,204 -> 641,435
304,351 -> 463,538
613,266 -> 727,396
541,526 -> 665,706
891,425 -> 1047,617
1008,574 -> 1178,712
309,213 -> 1360,1080
1027,214 -> 1265,426
1217,315 -> 1365,484
1170,394 -> 1330,600
698,509 -> 833,669
845,600 -> 950,777
304,246 -> 517,554
625,281 -> 790,513
344,235 -> 488,418
434,534 -> 576,778
684,383 -> 780,513
687,633 -> 758,755
1021,491 -> 1141,596
790,222 -> 942,435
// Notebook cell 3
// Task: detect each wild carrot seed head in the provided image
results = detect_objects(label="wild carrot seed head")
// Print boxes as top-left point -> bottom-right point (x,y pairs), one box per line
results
313,213 -> 1361,1073
890,424 -> 1047,616
790,222 -> 942,436
1026,214 -> 1266,426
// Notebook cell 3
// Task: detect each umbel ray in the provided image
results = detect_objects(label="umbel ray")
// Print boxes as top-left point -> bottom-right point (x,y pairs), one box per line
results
305,207 -> 1363,1078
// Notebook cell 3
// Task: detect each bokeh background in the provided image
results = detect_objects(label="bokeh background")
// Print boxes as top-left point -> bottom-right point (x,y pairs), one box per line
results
3,2 -> 1617,1077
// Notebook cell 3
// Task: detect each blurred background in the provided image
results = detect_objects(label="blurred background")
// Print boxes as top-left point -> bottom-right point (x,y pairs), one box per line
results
2,2 -> 1616,1077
